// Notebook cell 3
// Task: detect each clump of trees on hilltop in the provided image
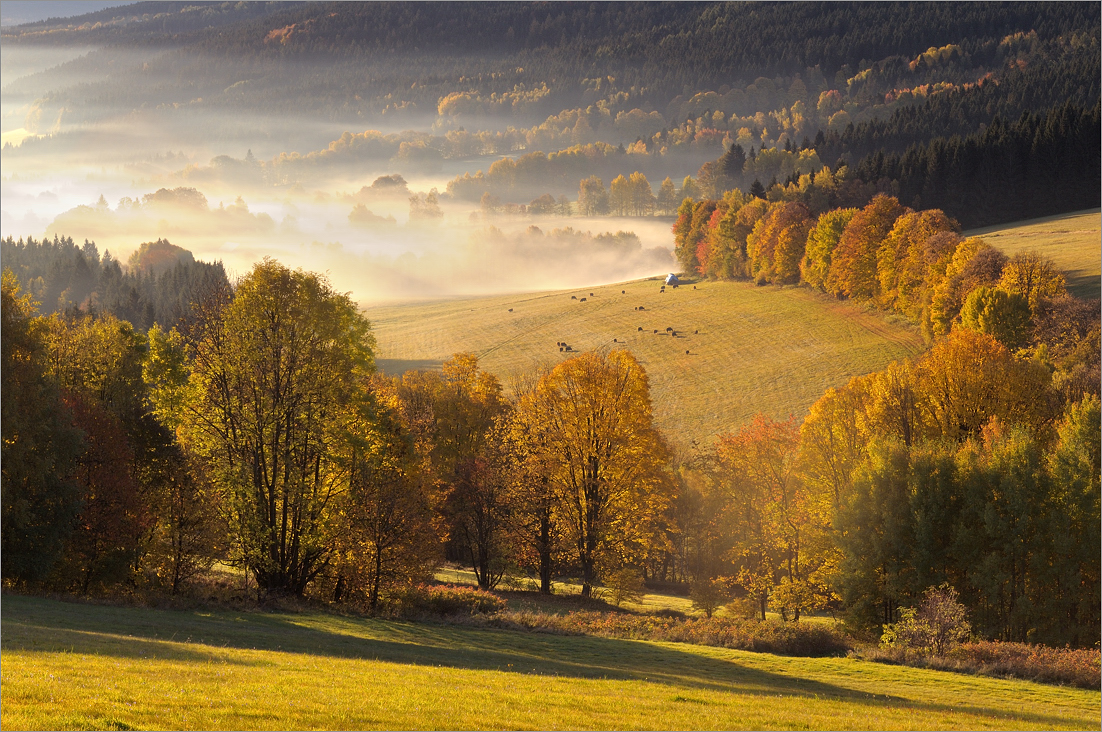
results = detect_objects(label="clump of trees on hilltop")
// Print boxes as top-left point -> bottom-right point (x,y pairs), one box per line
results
2,227 -> 1098,646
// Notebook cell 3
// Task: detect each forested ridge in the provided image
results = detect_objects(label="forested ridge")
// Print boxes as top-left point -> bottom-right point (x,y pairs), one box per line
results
6,2 -> 1097,230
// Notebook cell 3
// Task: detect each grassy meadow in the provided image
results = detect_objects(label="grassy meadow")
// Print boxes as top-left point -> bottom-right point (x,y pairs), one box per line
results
364,277 -> 926,448
3,594 -> 1099,731
969,208 -> 1101,300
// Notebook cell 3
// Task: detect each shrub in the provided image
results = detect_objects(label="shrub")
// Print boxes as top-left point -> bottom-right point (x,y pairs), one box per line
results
690,578 -> 728,618
863,640 -> 1101,690
396,584 -> 506,617
881,584 -> 970,656
496,610 -> 850,657
603,568 -> 645,607
724,596 -> 760,620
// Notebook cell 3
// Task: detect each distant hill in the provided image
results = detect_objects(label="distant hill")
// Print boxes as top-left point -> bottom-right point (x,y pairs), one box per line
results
364,276 -> 926,450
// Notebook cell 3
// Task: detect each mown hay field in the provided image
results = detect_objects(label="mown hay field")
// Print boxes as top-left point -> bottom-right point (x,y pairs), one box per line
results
3,595 -> 1099,731
364,277 -> 926,448
969,208 -> 1101,300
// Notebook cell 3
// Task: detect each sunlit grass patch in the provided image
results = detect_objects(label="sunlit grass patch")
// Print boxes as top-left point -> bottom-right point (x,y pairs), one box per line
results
3,594 -> 1098,731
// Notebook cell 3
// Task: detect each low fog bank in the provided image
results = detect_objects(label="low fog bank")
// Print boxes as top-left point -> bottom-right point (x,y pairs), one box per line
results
1,177 -> 675,303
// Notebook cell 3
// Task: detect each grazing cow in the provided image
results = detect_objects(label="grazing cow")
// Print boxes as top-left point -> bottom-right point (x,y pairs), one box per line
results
639,305 -> 645,310
693,285 -> 697,290
590,292 -> 594,296
685,350 -> 689,355
613,338 -> 618,342
638,327 -> 643,331
653,329 -> 658,334
565,346 -> 573,352
694,330 -> 698,334
666,327 -> 672,332
671,330 -> 677,336
508,308 -> 513,312
580,297 -> 587,302
559,347 -> 563,352
621,290 -> 626,294
571,295 -> 577,300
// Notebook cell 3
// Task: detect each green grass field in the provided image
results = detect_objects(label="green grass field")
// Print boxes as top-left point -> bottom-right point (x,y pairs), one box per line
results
364,278 -> 926,448
2,595 -> 1098,731
968,209 -> 1101,300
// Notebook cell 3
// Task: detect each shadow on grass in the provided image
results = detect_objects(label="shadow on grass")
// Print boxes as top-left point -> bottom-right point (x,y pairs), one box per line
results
1,594 -> 1087,728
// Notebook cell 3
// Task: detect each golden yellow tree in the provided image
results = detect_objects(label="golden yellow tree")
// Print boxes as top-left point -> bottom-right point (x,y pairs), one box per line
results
716,414 -> 833,620
521,350 -> 670,597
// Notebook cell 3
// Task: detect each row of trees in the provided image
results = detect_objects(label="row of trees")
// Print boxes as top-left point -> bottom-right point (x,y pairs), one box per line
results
1,262 -> 671,607
694,329 -> 1100,646
676,190 -> 1096,367
3,233 -> 1098,645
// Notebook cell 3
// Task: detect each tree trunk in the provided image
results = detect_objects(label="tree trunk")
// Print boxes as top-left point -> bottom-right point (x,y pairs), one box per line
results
539,512 -> 552,595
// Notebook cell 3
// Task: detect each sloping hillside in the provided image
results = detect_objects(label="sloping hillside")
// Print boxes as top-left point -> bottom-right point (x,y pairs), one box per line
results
365,277 -> 926,448
970,209 -> 1101,300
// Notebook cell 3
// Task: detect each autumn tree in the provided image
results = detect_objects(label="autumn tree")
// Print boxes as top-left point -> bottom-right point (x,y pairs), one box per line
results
827,194 -> 906,300
521,350 -> 670,597
182,259 -> 376,596
609,174 -> 630,216
334,390 -> 439,612
55,395 -> 148,594
801,208 -> 857,290
715,414 -> 830,620
143,324 -> 222,594
577,176 -> 609,216
915,329 -> 1053,441
628,171 -> 656,216
927,237 -> 1007,336
746,201 -> 813,284
997,251 -> 1066,311
876,209 -> 957,315
1,270 -> 84,584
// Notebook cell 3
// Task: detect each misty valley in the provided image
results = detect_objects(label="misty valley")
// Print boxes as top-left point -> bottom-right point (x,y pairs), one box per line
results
1,3 -> 1100,731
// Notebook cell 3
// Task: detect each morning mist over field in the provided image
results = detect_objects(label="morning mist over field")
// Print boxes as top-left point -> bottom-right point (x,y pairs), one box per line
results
1,17 -> 692,301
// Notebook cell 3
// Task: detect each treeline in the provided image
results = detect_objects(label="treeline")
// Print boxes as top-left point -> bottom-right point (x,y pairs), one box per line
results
815,45 -> 1101,163
702,331 -> 1100,645
850,102 -> 1101,228
0,235 -> 230,333
678,189 -> 1098,371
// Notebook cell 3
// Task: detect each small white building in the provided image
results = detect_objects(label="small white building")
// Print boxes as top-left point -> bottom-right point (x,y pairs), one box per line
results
665,273 -> 680,285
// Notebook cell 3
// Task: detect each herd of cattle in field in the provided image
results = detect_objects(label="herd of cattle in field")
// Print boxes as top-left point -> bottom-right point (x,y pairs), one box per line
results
536,278 -> 701,356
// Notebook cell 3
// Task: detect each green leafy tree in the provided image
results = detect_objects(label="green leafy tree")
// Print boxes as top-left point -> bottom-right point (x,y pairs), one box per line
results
959,286 -> 1031,350
801,207 -> 856,291
183,259 -> 376,596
